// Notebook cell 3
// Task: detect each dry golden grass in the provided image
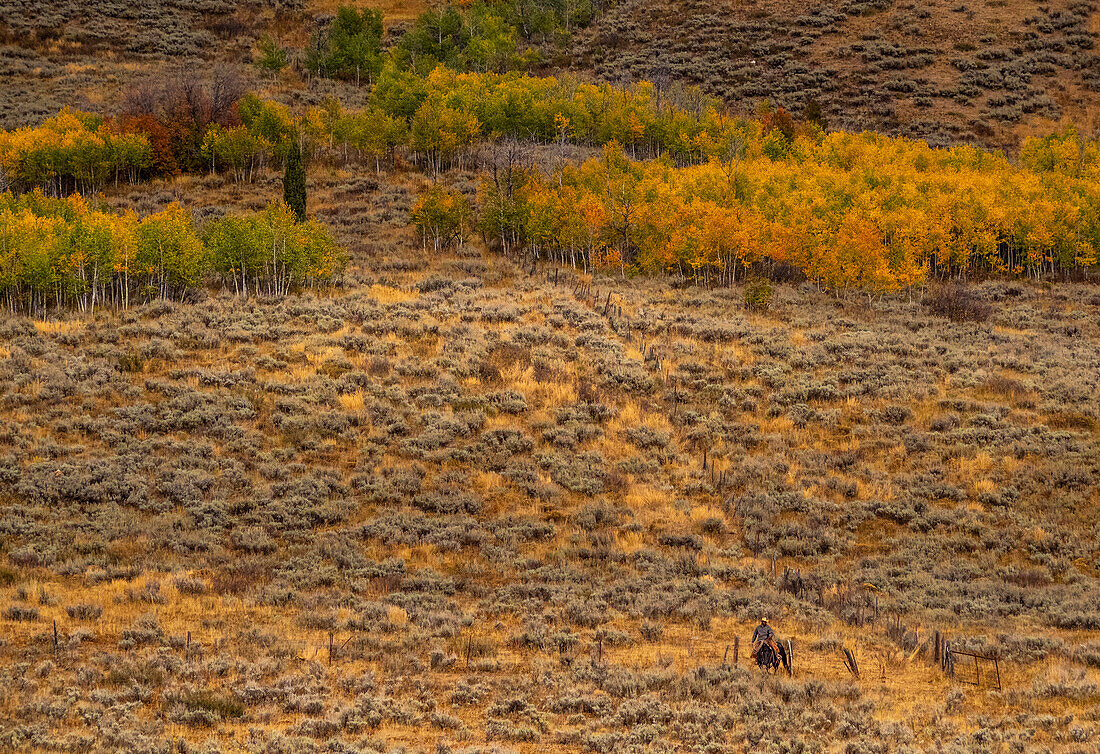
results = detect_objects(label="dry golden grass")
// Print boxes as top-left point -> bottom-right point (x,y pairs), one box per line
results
337,390 -> 366,412
954,450 -> 994,479
386,605 -> 408,626
309,0 -> 430,21
368,283 -> 418,304
611,399 -> 672,435
32,319 -> 81,335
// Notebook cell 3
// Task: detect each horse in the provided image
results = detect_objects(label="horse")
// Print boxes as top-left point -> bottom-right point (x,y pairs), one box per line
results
755,640 -> 790,674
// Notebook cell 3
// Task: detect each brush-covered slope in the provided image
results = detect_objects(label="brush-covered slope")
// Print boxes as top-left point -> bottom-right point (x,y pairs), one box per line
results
562,0 -> 1100,147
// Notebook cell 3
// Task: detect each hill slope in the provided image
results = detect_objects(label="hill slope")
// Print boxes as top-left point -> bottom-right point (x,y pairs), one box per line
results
560,0 -> 1100,148
5,0 -> 1100,149
0,169 -> 1098,751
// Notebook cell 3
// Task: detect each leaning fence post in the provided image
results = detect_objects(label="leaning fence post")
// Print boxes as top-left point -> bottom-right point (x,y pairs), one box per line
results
842,647 -> 860,679
734,636 -> 739,666
787,639 -> 794,676
994,657 -> 1001,691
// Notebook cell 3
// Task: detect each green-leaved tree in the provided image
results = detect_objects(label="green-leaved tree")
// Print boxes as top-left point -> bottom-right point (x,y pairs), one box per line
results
254,35 -> 289,80
306,5 -> 384,86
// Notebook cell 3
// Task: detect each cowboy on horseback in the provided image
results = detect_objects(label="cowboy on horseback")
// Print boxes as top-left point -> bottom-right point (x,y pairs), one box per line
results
751,617 -> 780,662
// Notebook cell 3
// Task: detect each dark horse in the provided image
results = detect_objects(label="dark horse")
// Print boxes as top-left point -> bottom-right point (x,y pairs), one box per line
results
756,641 -> 791,674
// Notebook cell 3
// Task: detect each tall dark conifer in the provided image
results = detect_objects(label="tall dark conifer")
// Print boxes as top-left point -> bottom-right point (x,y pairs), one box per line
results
283,142 -> 307,222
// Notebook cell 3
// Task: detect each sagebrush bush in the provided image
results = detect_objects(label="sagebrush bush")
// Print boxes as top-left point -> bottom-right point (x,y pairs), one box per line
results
924,284 -> 992,322
744,279 -> 775,312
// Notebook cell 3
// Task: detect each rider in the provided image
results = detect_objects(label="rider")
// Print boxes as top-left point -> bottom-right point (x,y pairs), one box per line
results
751,617 -> 780,660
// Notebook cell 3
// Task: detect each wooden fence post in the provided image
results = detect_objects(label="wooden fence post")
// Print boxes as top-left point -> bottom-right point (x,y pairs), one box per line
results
842,647 -> 860,679
734,636 -> 739,666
